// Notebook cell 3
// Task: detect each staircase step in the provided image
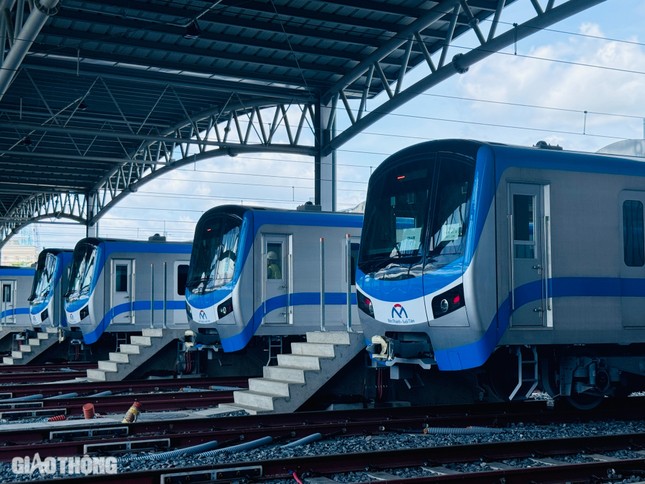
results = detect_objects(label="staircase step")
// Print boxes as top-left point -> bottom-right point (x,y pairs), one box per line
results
306,331 -> 357,345
291,342 -> 336,358
263,366 -> 306,383
130,336 -> 152,346
109,352 -> 130,363
11,351 -> 22,359
36,332 -> 50,340
142,328 -> 164,337
45,327 -> 59,334
276,354 -> 321,370
2,357 -> 15,364
119,344 -> 142,354
233,390 -> 277,411
18,345 -> 32,353
98,360 -> 119,372
86,369 -> 107,381
28,338 -> 42,346
217,402 -> 269,416
248,378 -> 292,397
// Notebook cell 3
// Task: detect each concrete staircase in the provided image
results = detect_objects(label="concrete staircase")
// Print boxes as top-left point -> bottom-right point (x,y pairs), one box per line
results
2,327 -> 60,365
226,330 -> 365,414
86,328 -> 183,382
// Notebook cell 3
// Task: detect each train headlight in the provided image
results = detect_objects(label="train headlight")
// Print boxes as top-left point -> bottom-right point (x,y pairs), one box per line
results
357,290 -> 374,318
431,284 -> 464,319
440,299 -> 451,313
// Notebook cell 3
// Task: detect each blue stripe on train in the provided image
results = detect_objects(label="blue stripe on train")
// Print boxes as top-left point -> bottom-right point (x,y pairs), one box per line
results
435,276 -> 645,370
220,291 -> 357,352
82,300 -> 186,344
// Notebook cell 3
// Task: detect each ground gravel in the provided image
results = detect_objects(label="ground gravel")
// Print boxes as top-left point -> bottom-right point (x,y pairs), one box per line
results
2,417 -> 644,482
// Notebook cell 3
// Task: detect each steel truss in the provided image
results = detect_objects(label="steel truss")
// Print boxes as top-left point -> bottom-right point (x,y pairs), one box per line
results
0,0 -> 605,247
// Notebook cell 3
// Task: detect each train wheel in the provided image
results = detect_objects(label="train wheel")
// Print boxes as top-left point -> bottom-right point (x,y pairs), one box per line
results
564,391 -> 604,410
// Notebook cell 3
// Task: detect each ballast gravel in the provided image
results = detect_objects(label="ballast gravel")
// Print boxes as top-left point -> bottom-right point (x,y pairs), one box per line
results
1,417 -> 644,483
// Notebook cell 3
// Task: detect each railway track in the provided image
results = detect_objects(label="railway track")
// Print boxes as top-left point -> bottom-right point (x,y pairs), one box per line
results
6,416 -> 645,483
0,363 -> 92,384
1,397 -> 644,482
0,387 -> 238,421
0,376 -> 248,399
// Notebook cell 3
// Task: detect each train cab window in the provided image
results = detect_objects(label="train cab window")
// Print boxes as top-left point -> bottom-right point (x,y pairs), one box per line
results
267,243 -> 282,279
115,264 -> 129,292
513,194 -> 535,259
623,200 -> 644,267
177,264 -> 189,296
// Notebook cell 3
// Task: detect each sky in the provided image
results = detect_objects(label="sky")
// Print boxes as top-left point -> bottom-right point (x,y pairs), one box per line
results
10,0 -> 645,258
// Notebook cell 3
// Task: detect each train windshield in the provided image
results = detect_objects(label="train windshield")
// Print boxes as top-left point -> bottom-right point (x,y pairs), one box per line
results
187,212 -> 242,293
359,153 -> 474,278
67,243 -> 98,301
29,252 -> 57,303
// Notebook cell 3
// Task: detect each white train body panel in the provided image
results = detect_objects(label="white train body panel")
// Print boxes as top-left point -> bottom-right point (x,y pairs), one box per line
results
0,266 -> 35,329
64,238 -> 192,344
357,139 -> 645,372
185,206 -> 362,352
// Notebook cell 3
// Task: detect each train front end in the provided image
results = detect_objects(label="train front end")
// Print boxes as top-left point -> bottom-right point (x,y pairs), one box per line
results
64,239 -> 103,343
29,249 -> 71,328
185,206 -> 247,350
357,140 -> 496,373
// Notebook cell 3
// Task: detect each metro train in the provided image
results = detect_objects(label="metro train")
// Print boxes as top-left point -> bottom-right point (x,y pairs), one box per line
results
28,248 -> 73,329
357,138 -> 645,409
0,266 -> 35,329
185,205 -> 362,353
65,236 -> 192,345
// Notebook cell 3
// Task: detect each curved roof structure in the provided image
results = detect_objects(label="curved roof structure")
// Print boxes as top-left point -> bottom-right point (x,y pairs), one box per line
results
0,0 -> 605,246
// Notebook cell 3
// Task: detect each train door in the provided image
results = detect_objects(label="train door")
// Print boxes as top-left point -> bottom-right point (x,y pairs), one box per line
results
0,280 -> 16,324
620,191 -> 645,327
508,183 -> 552,327
167,261 -> 190,328
112,259 -> 134,324
263,235 -> 290,325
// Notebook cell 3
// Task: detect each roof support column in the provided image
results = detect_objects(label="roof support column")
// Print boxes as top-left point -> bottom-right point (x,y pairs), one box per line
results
314,99 -> 336,212
86,192 -> 99,238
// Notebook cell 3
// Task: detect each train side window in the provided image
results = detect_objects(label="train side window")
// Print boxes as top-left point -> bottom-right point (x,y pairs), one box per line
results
115,264 -> 128,292
2,284 -> 11,303
177,264 -> 189,296
267,243 -> 282,279
623,200 -> 644,267
513,194 -> 535,259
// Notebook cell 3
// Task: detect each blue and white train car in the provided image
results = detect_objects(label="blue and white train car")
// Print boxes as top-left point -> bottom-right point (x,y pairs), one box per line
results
357,139 -> 645,408
29,248 -> 73,329
185,205 -> 362,352
0,266 -> 35,329
65,236 -> 192,345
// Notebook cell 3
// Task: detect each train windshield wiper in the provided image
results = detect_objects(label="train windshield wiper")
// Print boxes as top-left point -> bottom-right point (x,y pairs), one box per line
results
187,275 -> 214,294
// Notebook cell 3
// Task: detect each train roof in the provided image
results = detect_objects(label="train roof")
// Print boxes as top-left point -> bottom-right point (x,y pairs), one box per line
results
76,236 -> 192,246
375,139 -> 645,178
0,266 -> 35,272
200,204 -> 363,225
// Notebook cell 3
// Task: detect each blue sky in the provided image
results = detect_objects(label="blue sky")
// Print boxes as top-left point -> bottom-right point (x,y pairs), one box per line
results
14,0 -> 645,256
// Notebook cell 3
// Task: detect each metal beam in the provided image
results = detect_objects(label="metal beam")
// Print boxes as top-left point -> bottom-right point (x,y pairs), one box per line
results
322,0 -> 607,155
0,0 -> 59,100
